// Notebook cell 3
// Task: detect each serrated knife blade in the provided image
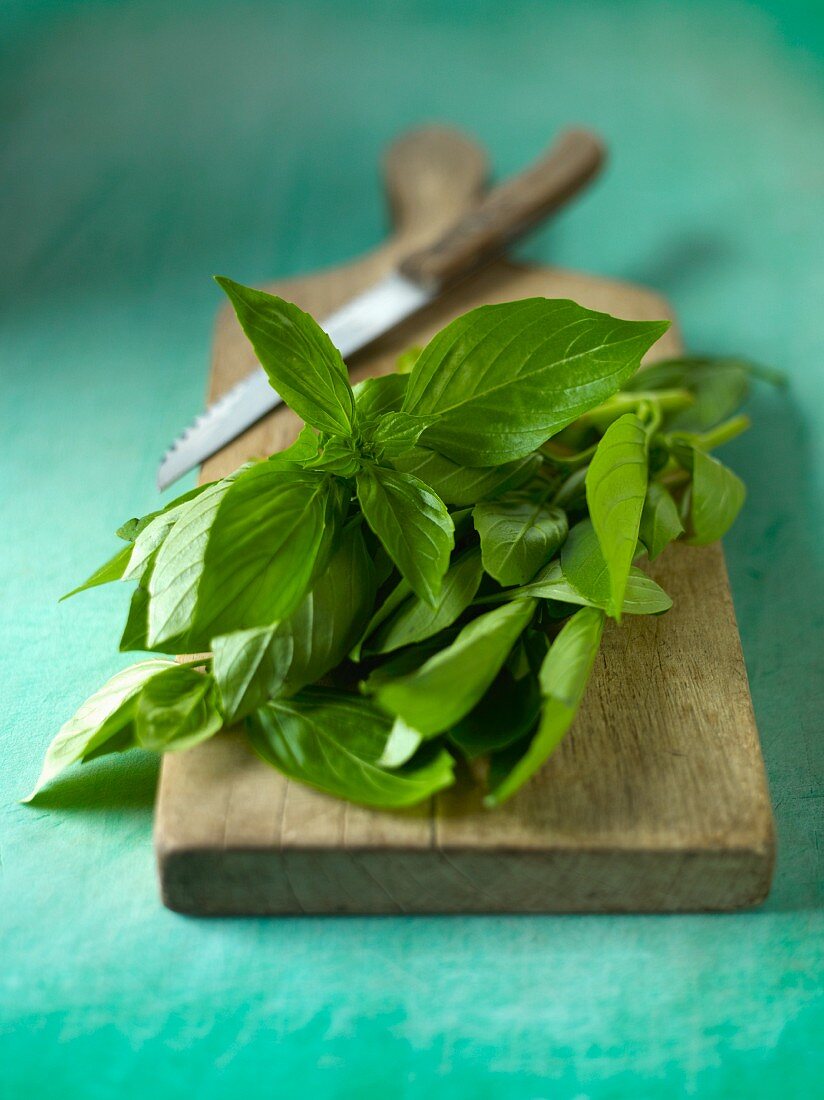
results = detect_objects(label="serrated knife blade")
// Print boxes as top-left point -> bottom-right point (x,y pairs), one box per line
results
157,271 -> 431,490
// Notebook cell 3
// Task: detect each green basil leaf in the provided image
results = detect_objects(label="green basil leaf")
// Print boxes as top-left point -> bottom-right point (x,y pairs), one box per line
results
473,495 -> 567,586
363,411 -> 437,458
135,666 -> 223,752
61,544 -> 133,601
305,435 -> 361,475
626,357 -> 758,431
403,299 -> 668,465
368,599 -> 536,736
486,607 -> 604,806
352,373 -> 408,419
116,481 -> 213,543
212,521 -> 375,717
216,277 -> 356,437
148,467 -> 343,650
24,659 -> 176,799
356,465 -> 453,605
349,576 -> 412,662
125,477 -> 233,586
585,413 -> 648,619
212,627 -> 294,724
640,481 -> 684,560
119,584 -> 152,652
687,448 -> 746,545
365,547 -> 484,655
560,519 -> 617,603
276,520 -> 377,693
392,447 -> 542,506
511,558 -> 672,616
449,667 -> 541,759
270,424 -> 322,467
121,476 -> 267,651
247,689 -> 455,809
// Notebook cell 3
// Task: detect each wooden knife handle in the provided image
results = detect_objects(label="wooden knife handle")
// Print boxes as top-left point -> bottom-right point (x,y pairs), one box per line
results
399,128 -> 606,290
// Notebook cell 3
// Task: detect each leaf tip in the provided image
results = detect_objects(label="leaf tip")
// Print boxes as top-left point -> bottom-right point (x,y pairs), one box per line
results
213,275 -> 238,299
20,772 -> 48,804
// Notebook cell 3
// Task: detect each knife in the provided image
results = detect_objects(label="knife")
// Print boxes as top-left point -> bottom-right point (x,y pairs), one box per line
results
158,128 -> 605,490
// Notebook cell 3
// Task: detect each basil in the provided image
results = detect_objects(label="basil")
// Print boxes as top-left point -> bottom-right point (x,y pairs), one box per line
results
403,299 -> 668,465
640,481 -> 684,561
486,607 -> 605,806
363,547 -> 483,656
356,465 -> 454,605
473,494 -> 567,586
248,690 -> 454,809
216,277 -> 356,437
29,279 -> 773,810
367,599 -> 536,737
585,413 -> 648,620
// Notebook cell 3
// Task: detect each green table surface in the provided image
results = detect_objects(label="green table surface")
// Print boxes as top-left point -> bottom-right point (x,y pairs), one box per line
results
2,0 -> 822,1095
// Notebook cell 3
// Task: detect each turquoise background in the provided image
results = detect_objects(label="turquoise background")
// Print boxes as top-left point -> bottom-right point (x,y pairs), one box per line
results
1,0 -> 822,1094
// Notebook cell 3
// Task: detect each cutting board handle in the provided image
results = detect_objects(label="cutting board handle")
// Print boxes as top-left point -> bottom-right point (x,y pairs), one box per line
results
399,128 -> 605,289
383,126 -> 489,242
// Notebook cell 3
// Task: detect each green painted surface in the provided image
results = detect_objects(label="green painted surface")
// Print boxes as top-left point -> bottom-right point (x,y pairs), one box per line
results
1,0 -> 822,1094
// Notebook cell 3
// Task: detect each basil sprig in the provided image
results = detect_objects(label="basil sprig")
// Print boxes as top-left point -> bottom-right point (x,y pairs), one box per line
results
28,281 -> 778,808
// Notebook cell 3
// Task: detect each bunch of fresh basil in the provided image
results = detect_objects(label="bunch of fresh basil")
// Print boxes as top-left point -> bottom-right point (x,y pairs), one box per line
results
27,279 -> 776,809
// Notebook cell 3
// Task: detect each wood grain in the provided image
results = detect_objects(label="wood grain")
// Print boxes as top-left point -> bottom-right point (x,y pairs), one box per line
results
155,128 -> 775,915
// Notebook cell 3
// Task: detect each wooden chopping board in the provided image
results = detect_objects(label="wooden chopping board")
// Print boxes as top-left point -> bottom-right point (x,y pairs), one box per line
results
155,127 -> 775,915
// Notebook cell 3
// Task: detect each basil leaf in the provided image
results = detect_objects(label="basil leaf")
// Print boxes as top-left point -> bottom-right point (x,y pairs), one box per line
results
512,558 -> 672,616
306,435 -> 361,475
369,599 -> 536,736
626,357 -> 758,431
248,689 -> 455,809
561,520 -> 637,604
216,277 -> 356,437
350,576 -> 412,662
356,465 -> 454,605
125,477 -> 232,586
403,299 -> 668,465
116,481 -> 213,543
212,627 -> 294,724
473,495 -> 567,586
65,473 -> 232,600
270,424 -> 323,467
352,373 -> 408,419
585,413 -> 648,620
392,447 -> 542,506
640,481 -> 684,560
119,584 -> 152,652
276,520 -> 376,692
212,521 -> 375,718
363,412 -> 436,458
61,544 -> 133,601
687,448 -> 746,544
559,519 -> 612,601
365,548 -> 484,655
449,667 -> 541,759
148,467 -> 343,650
486,607 -> 604,806
135,666 -> 223,752
121,475 -> 264,651
24,659 -> 176,799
